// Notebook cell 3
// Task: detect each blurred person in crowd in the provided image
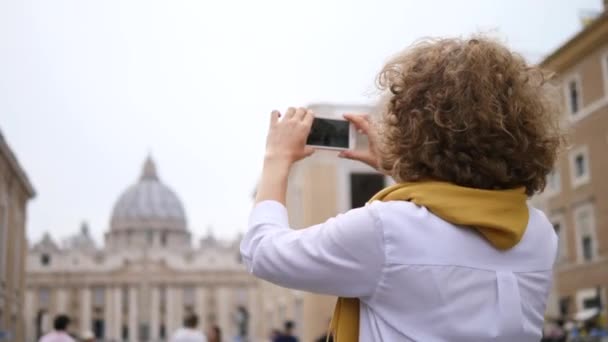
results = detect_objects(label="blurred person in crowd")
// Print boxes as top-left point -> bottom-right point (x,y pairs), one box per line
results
80,331 -> 95,342
207,324 -> 222,342
568,321 -> 582,340
269,328 -> 281,341
39,314 -> 75,342
170,313 -> 207,342
273,321 -> 298,342
587,317 -> 608,338
541,319 -> 566,342
241,36 -> 562,342
234,306 -> 249,340
315,332 -> 333,342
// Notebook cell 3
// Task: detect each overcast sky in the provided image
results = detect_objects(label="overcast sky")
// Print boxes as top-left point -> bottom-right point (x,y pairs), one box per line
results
0,0 -> 604,245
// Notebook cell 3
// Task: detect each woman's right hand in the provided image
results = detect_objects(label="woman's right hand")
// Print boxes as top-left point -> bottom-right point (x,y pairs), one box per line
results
339,114 -> 383,172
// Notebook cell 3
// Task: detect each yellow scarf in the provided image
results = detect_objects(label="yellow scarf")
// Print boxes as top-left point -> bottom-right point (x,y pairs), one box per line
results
329,181 -> 529,342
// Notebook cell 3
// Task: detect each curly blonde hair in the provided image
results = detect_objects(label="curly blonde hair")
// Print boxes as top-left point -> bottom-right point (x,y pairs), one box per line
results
376,36 -> 563,196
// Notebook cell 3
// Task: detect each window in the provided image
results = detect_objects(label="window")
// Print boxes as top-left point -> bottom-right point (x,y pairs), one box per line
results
569,146 -> 591,187
582,236 -> 593,261
41,254 -> 51,266
567,79 -> 581,114
575,155 -> 585,177
559,296 -> 571,316
574,204 -> 597,263
183,287 -> 195,306
92,287 -> 104,307
546,170 -> 561,195
350,173 -> 385,209
583,295 -> 601,309
576,288 -> 602,312
39,288 -> 50,307
551,216 -> 568,262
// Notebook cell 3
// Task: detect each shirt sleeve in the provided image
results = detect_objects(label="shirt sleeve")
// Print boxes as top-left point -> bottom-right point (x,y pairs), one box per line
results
240,200 -> 385,298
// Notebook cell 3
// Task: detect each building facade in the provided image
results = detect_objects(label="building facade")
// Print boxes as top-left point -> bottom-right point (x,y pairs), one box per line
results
258,103 -> 389,342
0,130 -> 36,341
538,6 -> 608,321
25,157 -> 261,342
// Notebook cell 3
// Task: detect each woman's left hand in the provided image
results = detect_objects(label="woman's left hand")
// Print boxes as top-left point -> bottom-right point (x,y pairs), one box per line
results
264,107 -> 315,165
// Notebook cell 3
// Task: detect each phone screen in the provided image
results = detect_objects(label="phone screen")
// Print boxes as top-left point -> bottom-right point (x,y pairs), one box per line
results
306,117 -> 350,149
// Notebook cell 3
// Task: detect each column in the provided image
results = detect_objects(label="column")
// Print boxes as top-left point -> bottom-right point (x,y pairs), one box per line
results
217,287 -> 231,339
104,288 -> 113,340
55,288 -> 68,314
173,287 -> 183,332
150,286 -> 160,340
248,286 -> 259,340
195,287 -> 208,329
165,287 -> 175,334
129,286 -> 138,342
293,292 -> 304,340
112,287 -> 122,340
24,289 -> 36,342
80,287 -> 91,332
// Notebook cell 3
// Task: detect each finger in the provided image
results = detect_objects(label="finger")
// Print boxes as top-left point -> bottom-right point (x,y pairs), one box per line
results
343,113 -> 370,134
269,110 -> 280,128
303,109 -> 314,127
344,113 -> 370,129
294,107 -> 307,121
285,107 -> 296,119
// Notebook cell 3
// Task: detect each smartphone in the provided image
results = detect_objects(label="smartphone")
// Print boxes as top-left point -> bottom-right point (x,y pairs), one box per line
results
306,116 -> 355,150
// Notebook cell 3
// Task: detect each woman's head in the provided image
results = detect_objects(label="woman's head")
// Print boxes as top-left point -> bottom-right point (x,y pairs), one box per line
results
376,36 -> 562,195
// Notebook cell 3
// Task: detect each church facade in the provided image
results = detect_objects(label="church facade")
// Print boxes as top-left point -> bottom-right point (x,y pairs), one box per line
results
25,157 -> 261,341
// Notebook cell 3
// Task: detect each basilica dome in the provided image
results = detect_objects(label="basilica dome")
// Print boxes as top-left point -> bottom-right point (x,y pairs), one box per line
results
109,156 -> 187,232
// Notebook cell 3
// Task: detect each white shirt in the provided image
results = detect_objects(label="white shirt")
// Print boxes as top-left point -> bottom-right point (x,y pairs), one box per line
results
170,327 -> 208,342
39,331 -> 76,342
241,200 -> 557,342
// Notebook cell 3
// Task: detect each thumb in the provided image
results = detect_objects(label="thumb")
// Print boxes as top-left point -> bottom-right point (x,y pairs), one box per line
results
338,149 -> 369,162
303,146 -> 316,157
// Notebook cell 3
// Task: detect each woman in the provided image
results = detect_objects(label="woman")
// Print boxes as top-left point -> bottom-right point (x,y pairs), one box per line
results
241,36 -> 562,341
